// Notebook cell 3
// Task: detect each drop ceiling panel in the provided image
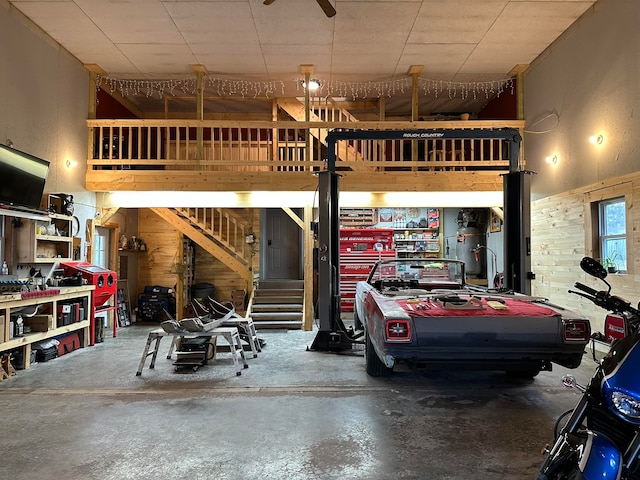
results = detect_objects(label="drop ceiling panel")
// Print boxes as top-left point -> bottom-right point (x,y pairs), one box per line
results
74,0 -> 184,44
408,0 -> 508,44
117,43 -> 198,74
398,44 -> 476,74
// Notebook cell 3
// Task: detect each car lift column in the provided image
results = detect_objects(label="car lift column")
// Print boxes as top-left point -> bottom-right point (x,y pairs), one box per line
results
310,170 -> 344,350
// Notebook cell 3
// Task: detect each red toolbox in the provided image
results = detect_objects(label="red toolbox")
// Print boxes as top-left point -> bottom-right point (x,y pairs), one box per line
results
339,229 -> 395,311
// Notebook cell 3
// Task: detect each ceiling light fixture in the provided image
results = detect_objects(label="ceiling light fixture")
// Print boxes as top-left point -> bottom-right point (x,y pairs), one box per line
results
302,78 -> 320,91
545,155 -> 558,165
589,134 -> 604,145
65,159 -> 78,168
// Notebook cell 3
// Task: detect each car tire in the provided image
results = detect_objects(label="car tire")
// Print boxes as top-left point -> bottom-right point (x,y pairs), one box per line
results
365,333 -> 393,377
353,309 -> 363,331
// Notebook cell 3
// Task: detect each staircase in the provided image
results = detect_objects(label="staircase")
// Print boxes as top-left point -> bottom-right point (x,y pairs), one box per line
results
150,207 -> 252,282
276,97 -> 374,171
249,280 -> 304,329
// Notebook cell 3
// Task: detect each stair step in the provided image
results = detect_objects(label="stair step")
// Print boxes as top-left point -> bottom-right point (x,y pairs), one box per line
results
251,312 -> 303,320
252,296 -> 302,304
258,280 -> 304,289
255,289 -> 303,297
253,320 -> 303,330
252,304 -> 303,312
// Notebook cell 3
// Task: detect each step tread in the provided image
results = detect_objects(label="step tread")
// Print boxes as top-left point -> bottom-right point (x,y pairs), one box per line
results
251,312 -> 303,319
255,289 -> 304,296
252,297 -> 303,304
253,320 -> 302,329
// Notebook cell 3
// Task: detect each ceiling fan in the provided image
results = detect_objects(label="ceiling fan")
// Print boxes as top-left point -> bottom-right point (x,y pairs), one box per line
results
263,0 -> 336,18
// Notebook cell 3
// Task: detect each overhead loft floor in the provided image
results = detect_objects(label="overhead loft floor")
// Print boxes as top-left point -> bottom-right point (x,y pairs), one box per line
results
85,120 -> 524,193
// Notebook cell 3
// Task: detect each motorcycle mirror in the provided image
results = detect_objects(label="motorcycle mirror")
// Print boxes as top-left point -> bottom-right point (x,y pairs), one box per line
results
580,256 -> 608,280
561,374 -> 577,389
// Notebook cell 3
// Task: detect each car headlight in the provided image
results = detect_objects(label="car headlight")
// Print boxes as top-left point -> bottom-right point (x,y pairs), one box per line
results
611,391 -> 640,420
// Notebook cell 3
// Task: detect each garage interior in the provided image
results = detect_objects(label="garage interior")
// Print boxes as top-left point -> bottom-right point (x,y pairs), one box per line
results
1,0 -> 639,478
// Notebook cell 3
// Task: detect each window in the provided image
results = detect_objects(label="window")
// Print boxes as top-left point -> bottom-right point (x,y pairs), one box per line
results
598,197 -> 626,272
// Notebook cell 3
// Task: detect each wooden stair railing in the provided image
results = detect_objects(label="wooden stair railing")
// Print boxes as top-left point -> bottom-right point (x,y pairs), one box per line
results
276,97 -> 374,171
150,207 -> 252,282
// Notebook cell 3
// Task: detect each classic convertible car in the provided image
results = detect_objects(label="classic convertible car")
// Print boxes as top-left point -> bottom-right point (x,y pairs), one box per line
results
353,258 -> 591,377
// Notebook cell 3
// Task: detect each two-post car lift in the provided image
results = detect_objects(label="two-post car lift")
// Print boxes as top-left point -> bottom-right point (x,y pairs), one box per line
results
310,128 -> 529,352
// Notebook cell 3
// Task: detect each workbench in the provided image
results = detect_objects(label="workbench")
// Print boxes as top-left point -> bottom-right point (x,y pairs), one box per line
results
0,285 -> 95,369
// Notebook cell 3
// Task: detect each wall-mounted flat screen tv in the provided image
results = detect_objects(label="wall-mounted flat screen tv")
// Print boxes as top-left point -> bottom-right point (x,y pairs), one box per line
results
0,143 -> 50,211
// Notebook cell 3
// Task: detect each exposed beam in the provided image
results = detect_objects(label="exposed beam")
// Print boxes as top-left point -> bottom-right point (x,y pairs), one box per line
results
282,207 -> 304,229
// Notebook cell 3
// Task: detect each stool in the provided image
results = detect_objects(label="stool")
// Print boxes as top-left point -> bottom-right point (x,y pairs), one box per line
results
136,329 -> 165,375
222,316 -> 260,358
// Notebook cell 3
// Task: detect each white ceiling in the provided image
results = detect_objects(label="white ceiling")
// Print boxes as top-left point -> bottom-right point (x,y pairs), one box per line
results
9,0 -> 596,116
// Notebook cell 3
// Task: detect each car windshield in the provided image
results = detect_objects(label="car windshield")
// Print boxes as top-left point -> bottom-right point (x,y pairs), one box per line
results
368,258 -> 465,287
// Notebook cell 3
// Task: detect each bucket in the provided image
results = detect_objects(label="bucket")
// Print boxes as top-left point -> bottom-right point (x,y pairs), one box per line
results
191,282 -> 215,301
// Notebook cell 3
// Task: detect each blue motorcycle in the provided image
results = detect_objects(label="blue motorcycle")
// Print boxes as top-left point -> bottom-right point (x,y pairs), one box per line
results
537,256 -> 640,480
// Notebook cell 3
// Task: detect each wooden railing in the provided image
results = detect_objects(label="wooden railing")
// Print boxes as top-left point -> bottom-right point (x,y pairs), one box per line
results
87,119 -> 525,173
175,207 -> 251,262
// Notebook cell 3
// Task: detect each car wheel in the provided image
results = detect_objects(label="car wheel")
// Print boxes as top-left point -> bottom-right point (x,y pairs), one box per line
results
353,309 -> 363,331
365,333 -> 393,377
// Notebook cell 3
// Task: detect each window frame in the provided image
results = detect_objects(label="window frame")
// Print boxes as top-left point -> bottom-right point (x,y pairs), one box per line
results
584,183 -> 632,275
598,197 -> 627,272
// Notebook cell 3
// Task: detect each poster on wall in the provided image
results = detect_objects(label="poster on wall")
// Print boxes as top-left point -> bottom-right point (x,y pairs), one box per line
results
378,208 -> 393,226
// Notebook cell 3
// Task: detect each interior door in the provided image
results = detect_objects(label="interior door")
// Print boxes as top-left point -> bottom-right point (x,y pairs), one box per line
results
93,227 -> 110,267
263,208 -> 301,280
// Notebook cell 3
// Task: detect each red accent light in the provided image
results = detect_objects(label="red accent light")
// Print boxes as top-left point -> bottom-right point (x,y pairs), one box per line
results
563,319 -> 590,342
386,320 -> 411,342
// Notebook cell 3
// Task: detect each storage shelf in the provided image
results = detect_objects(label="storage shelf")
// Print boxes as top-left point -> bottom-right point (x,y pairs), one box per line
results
0,285 -> 94,369
33,257 -> 72,263
36,235 -> 72,243
394,238 -> 438,242
2,320 -> 89,351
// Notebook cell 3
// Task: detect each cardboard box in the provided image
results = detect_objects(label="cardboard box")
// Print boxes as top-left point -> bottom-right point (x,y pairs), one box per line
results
24,314 -> 54,332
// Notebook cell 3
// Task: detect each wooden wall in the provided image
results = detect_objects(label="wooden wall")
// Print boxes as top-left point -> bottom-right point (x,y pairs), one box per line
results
137,209 -> 181,296
137,207 -> 260,310
531,171 -> 640,332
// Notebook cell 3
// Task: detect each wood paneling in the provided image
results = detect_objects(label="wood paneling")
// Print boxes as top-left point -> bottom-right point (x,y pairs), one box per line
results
531,172 -> 640,333
137,209 -> 180,298
137,207 -> 258,308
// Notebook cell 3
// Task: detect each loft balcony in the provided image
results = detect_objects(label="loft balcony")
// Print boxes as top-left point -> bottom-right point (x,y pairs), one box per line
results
85,119 -> 525,193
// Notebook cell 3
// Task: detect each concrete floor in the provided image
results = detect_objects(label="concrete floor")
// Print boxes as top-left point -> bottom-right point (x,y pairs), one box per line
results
0,323 -> 596,480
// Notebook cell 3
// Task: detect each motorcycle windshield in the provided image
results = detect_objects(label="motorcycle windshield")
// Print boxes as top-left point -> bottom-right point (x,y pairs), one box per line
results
601,333 -> 640,376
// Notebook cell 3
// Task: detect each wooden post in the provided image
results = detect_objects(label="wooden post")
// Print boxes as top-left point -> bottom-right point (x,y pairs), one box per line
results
300,65 -> 314,165
191,64 -> 207,163
176,231 -> 185,320
85,64 -> 106,166
408,65 -> 423,168
303,205 -> 314,331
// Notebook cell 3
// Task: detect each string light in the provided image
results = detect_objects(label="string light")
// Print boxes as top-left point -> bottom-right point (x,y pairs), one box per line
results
97,74 -> 515,102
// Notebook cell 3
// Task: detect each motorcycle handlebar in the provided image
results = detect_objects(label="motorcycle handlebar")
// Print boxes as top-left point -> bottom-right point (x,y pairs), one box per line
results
570,282 -> 640,318
574,282 -> 598,296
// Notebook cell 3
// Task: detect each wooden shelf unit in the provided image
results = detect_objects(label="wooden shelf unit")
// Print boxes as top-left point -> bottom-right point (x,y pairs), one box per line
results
15,213 -> 74,264
0,285 -> 94,369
